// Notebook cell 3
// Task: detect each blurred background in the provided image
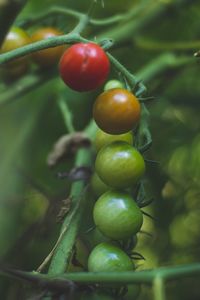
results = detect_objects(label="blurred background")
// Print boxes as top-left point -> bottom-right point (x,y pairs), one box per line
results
0,0 -> 200,299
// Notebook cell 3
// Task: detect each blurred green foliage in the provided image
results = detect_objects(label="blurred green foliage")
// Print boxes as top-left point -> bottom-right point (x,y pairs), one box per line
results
0,0 -> 200,299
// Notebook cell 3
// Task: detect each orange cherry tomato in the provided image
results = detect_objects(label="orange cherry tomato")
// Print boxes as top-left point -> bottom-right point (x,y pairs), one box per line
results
31,27 -> 65,67
93,88 -> 141,134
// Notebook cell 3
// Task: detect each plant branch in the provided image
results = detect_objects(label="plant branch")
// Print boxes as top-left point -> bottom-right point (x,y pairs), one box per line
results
0,34 -> 87,65
47,121 -> 96,276
153,276 -> 166,300
18,1 -> 147,29
0,33 -> 114,65
107,52 -> 146,95
1,263 -> 200,288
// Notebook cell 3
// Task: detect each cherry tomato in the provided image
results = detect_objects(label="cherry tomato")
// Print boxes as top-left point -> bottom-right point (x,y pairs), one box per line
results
95,141 -> 145,189
88,242 -> 134,272
94,127 -> 133,152
0,27 -> 31,75
91,172 -> 110,198
59,43 -> 110,92
93,88 -> 141,134
93,191 -> 143,240
31,27 -> 65,67
104,79 -> 124,91
85,227 -> 109,249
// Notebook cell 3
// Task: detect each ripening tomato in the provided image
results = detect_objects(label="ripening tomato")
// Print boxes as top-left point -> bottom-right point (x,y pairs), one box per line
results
59,43 -> 110,92
31,27 -> 65,67
88,242 -> 134,272
93,88 -> 141,134
93,191 -> 143,240
95,141 -> 145,189
0,27 -> 31,76
94,127 -> 133,152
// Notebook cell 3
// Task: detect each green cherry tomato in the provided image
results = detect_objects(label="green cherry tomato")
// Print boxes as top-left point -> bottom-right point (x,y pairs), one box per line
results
95,141 -> 145,189
104,79 -> 124,91
94,127 -> 133,152
91,172 -> 110,198
88,242 -> 134,272
93,191 -> 143,240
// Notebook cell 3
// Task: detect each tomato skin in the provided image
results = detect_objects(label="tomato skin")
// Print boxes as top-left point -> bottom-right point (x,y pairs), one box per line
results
93,88 -> 141,134
95,141 -> 145,189
91,172 -> 110,198
88,242 -> 134,272
94,127 -> 133,152
31,27 -> 65,67
0,27 -> 30,74
104,79 -> 124,91
59,43 -> 110,92
93,191 -> 143,240
1,27 -> 30,54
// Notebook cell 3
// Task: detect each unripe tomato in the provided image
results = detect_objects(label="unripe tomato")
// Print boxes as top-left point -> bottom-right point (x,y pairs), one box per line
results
31,27 -> 65,67
88,242 -> 134,272
95,142 -> 145,189
93,191 -> 143,240
104,79 -> 124,91
91,172 -> 110,198
94,127 -> 133,152
0,27 -> 31,75
59,43 -> 110,92
93,88 -> 141,134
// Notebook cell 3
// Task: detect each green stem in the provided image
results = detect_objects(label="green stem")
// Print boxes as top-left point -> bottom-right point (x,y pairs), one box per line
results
2,263 -> 200,287
0,0 -> 27,46
18,1 -> 146,29
97,0 -> 194,43
57,97 -> 75,134
0,34 -> 87,64
153,276 -> 166,300
96,1 -> 167,43
107,52 -> 146,94
136,104 -> 152,153
71,15 -> 89,34
0,33 -> 113,65
47,120 -> 96,275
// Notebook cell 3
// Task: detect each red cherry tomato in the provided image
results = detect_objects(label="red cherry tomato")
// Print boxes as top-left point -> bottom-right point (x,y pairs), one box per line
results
59,43 -> 110,92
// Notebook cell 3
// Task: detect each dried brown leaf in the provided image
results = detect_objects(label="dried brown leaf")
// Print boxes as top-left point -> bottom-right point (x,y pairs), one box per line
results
47,132 -> 91,167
